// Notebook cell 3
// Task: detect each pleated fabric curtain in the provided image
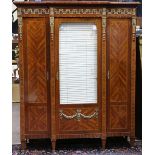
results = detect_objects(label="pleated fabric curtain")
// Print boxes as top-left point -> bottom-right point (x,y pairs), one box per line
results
59,23 -> 97,104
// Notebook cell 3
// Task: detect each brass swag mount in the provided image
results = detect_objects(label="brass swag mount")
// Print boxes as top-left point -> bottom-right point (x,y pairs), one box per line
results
59,108 -> 99,121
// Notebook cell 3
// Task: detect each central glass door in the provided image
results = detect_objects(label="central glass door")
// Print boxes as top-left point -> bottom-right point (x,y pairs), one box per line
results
59,23 -> 97,104
55,18 -> 102,133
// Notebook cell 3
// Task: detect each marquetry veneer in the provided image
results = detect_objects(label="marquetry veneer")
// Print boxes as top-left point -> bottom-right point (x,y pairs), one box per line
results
14,0 -> 140,150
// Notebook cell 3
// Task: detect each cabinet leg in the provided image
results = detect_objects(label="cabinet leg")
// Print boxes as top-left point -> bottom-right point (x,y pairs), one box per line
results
51,140 -> 56,151
130,137 -> 135,147
101,139 -> 106,149
124,136 -> 128,141
21,140 -> 26,150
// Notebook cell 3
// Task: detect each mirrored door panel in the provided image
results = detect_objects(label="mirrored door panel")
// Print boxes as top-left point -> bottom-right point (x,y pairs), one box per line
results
55,18 -> 102,134
59,23 -> 97,104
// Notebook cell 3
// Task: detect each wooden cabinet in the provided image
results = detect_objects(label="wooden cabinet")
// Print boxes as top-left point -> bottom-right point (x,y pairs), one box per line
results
14,0 -> 139,150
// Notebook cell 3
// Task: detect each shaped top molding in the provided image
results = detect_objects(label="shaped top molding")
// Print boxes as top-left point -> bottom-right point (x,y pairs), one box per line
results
14,0 -> 140,7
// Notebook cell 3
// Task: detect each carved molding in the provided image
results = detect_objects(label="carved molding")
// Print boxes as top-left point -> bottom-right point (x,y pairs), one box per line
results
107,8 -> 136,15
54,8 -> 103,15
17,8 -> 49,15
17,7 -> 135,16
18,17 -> 22,40
50,16 -> 54,33
132,17 -> 136,41
50,7 -> 54,15
131,19 -> 136,138
132,8 -> 136,16
102,8 -> 106,16
50,16 -> 54,41
102,17 -> 106,33
53,8 -> 136,16
59,109 -> 98,121
132,18 -> 136,27
101,8 -> 107,139
102,8 -> 106,41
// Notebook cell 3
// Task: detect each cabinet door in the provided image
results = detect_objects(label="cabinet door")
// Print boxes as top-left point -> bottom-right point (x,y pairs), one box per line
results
55,18 -> 102,135
107,18 -> 131,132
23,17 -> 50,136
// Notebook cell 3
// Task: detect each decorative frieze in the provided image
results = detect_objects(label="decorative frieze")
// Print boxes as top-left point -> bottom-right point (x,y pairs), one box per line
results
107,8 -> 136,15
17,7 -> 136,16
17,7 -> 136,41
17,8 -> 49,15
54,8 -> 103,15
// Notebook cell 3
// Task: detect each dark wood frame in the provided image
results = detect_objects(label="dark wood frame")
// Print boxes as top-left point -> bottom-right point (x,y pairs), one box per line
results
14,0 -> 139,150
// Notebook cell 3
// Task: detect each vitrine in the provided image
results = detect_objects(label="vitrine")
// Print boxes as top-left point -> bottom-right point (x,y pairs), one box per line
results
14,0 -> 140,150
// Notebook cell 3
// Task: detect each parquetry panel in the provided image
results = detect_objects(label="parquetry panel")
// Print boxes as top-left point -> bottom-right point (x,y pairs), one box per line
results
107,19 -> 131,131
109,19 -> 130,103
28,106 -> 48,131
110,105 -> 127,129
26,18 -> 47,103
